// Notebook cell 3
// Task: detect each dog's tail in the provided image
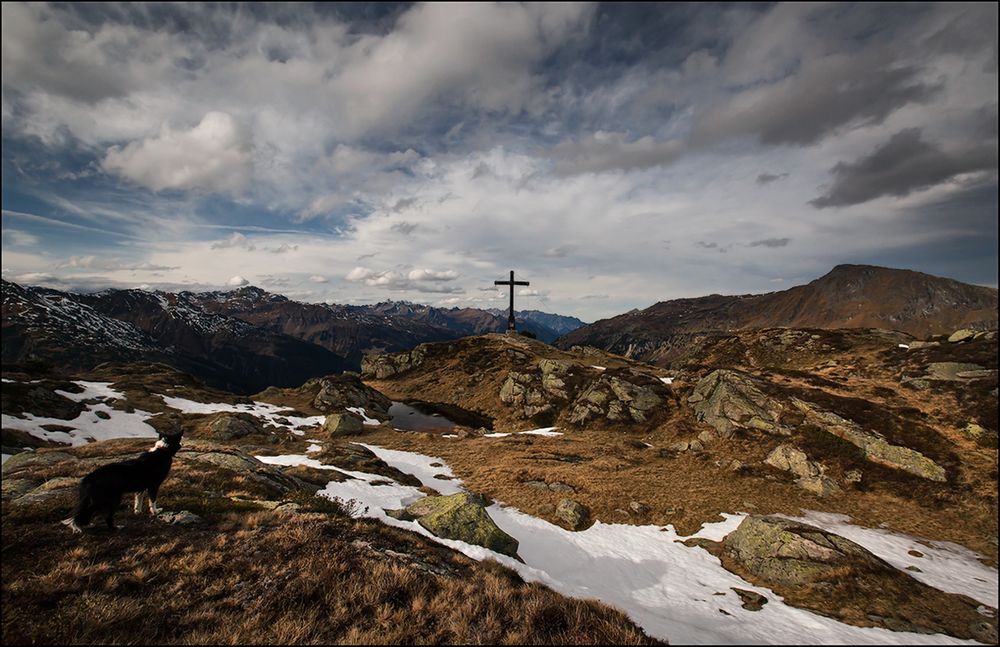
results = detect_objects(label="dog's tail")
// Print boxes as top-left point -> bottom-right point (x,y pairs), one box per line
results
64,483 -> 95,531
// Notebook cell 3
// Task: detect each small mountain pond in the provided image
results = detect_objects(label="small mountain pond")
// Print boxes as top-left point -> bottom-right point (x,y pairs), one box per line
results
387,400 -> 492,432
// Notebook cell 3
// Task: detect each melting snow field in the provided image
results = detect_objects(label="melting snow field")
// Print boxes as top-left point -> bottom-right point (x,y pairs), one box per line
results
1,381 -> 159,446
160,394 -> 326,433
260,443 -> 992,646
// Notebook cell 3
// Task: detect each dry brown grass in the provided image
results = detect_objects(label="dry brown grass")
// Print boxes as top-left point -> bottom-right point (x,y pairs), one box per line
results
3,508 -> 658,645
2,438 -> 657,645
357,421 -> 998,565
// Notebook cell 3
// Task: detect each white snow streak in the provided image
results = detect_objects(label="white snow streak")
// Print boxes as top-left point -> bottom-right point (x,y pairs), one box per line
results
259,444 -> 988,646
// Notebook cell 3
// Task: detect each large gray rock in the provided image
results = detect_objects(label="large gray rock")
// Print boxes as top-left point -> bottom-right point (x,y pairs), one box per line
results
202,414 -> 264,440
947,329 -> 976,343
308,374 -> 392,415
689,370 -> 786,438
322,413 -> 365,437
568,375 -> 665,425
765,445 -> 821,479
361,347 -> 428,379
924,362 -> 992,381
792,399 -> 947,482
723,515 -> 898,588
555,498 -> 591,530
721,516 -> 997,641
404,492 -> 519,558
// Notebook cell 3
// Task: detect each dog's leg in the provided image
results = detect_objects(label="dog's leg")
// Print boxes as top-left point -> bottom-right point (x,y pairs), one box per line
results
61,518 -> 83,534
133,492 -> 146,514
148,486 -> 161,515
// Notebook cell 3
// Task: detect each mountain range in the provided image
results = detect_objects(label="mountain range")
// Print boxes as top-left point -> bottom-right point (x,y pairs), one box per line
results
556,264 -> 998,361
3,264 -> 995,393
1,280 -> 584,393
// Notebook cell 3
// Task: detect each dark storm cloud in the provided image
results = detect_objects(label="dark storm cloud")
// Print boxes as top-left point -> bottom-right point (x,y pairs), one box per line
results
811,129 -> 998,208
756,173 -> 788,186
694,57 -> 939,147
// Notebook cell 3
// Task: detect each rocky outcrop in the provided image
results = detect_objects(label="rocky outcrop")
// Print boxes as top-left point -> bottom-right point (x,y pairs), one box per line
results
497,357 -> 669,427
721,516 -> 997,642
403,492 -> 519,558
1,381 -> 85,420
689,370 -> 787,437
201,413 -> 266,440
568,375 -> 664,425
322,413 -> 365,437
792,399 -> 947,482
308,374 -> 392,415
764,445 -> 842,497
361,346 -> 428,379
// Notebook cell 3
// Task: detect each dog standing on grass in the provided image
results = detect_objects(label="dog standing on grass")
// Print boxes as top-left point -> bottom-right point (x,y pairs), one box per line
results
62,431 -> 183,533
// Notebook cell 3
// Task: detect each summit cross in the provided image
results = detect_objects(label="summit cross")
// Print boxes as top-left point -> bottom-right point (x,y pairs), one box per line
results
494,270 -> 530,332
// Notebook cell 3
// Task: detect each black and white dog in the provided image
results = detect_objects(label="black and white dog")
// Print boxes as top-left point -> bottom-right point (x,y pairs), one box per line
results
62,431 -> 183,533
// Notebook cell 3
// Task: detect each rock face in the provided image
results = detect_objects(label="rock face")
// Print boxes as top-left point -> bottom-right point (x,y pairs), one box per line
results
723,516 -> 894,587
498,358 -> 669,426
765,445 -> 841,497
689,370 -> 786,437
308,374 -> 392,415
404,492 -> 519,558
721,516 -> 997,642
201,414 -> 265,440
568,375 -> 665,425
322,413 -> 365,437
793,399 -> 947,482
361,346 -> 428,380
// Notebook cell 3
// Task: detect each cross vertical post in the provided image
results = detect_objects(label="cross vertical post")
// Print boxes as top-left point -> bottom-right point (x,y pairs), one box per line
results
494,270 -> 530,332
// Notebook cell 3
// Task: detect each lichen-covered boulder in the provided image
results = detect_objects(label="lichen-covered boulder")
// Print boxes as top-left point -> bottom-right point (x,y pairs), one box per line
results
723,515 -> 897,588
947,329 -> 976,343
361,346 -> 428,379
309,374 -> 392,415
721,515 -> 997,642
322,413 -> 364,437
202,414 -> 264,440
555,498 -> 591,531
404,492 -> 519,558
765,445 -> 821,479
688,370 -> 786,437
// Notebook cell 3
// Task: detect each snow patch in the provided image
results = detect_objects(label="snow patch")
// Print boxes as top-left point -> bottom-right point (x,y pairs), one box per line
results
346,407 -> 381,425
160,395 -> 325,431
313,443 -> 986,646
659,376 -> 674,385
483,432 -> 512,438
520,427 -> 562,437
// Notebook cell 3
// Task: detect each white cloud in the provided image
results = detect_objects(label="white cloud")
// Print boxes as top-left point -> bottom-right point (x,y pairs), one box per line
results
102,111 -> 253,195
226,275 -> 249,287
2,229 -> 39,247
308,275 -> 328,283
407,268 -> 459,282
211,232 -> 256,250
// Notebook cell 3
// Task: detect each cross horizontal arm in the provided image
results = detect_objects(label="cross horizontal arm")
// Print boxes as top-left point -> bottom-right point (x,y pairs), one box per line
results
512,281 -> 530,285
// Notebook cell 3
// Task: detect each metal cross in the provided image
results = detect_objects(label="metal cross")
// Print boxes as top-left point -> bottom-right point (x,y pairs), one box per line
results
494,270 -> 529,332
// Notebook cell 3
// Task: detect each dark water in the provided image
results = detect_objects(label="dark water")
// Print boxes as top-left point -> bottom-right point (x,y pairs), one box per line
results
387,401 -> 459,431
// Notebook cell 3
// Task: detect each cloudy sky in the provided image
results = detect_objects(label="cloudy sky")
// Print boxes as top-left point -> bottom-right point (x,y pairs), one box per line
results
2,2 -> 997,321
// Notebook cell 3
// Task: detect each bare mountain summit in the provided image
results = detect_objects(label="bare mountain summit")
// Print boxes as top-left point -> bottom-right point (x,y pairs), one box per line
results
557,265 -> 998,360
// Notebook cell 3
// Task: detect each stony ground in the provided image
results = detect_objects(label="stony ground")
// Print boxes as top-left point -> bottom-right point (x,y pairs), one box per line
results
2,326 -> 997,644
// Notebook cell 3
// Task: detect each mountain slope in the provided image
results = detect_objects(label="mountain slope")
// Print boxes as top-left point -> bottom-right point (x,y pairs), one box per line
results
557,265 -> 998,359
2,281 -> 585,391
